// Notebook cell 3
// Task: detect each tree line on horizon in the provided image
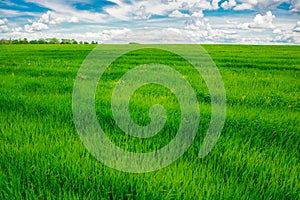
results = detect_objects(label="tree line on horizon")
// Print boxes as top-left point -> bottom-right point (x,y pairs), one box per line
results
0,38 -> 99,45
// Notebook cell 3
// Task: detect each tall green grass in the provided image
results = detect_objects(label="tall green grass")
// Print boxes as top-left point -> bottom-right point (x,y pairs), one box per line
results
0,44 -> 299,199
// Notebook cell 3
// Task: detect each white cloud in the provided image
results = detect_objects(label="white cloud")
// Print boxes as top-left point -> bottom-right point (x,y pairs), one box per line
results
293,21 -> 300,32
104,0 -> 221,21
31,22 -> 48,30
291,0 -> 300,13
69,17 -> 79,23
249,11 -> 275,29
169,10 -> 190,18
211,0 -> 221,10
273,28 -> 282,34
23,11 -> 80,33
184,0 -> 222,10
233,0 -> 290,11
40,11 -> 62,25
39,11 -> 78,25
105,0 -> 181,20
0,18 -> 8,25
255,0 -> 289,11
192,11 -> 204,18
221,0 -> 237,10
239,11 -> 276,29
83,28 -> 132,41
13,27 -> 23,32
234,3 -> 254,11
93,26 -> 234,44
0,18 -> 9,33
0,18 -> 23,33
0,25 -> 9,33
237,22 -> 250,29
24,22 -> 48,32
272,33 -> 296,43
184,18 -> 207,30
105,28 -> 189,43
133,5 -> 151,20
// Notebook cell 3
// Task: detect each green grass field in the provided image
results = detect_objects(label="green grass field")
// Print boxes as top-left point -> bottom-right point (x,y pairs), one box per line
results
0,44 -> 299,199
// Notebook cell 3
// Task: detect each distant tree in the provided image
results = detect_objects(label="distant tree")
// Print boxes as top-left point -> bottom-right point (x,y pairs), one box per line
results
22,38 -> 28,44
61,38 -> 72,44
91,41 -> 99,44
129,42 -> 140,44
38,38 -> 46,44
46,38 -> 60,44
29,40 -> 38,44
0,39 -> 9,44
0,37 -> 99,45
3,39 -> 10,44
12,39 -> 20,44
71,39 -> 78,44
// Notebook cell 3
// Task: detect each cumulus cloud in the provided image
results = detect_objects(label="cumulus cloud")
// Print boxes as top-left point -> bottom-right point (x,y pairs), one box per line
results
104,0 -> 221,21
24,22 -> 48,32
293,21 -> 300,32
221,0 -> 237,10
85,28 -> 132,41
184,0 -> 222,10
211,0 -> 222,10
184,18 -> 208,30
69,17 -> 79,23
106,28 -> 190,43
0,18 -> 23,33
249,11 -> 275,28
39,11 -> 61,25
291,0 -> 300,13
180,16 -> 236,43
13,27 -> 23,32
239,11 -> 276,29
273,28 -> 282,34
0,18 -> 8,25
0,18 -> 9,33
169,10 -> 190,18
233,0 -> 289,11
272,34 -> 296,43
133,5 -> 151,19
255,0 -> 288,11
24,11 -> 79,32
39,11 -> 79,25
234,4 -> 252,10
0,25 -> 9,33
191,11 -> 204,18
94,26 -> 236,44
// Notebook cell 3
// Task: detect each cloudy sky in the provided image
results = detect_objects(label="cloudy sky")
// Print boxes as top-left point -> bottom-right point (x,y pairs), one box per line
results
0,0 -> 300,44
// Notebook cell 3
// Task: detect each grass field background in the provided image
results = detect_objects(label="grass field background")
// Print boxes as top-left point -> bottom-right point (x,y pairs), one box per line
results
0,44 -> 299,199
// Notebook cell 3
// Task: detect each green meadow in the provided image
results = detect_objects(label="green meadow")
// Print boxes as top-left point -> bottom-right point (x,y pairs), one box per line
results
0,44 -> 299,199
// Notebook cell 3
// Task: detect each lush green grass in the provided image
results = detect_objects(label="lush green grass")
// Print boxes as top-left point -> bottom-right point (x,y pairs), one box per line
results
0,44 -> 299,199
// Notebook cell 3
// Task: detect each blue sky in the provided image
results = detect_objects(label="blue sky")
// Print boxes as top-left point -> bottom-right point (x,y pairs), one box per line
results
0,0 -> 299,44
